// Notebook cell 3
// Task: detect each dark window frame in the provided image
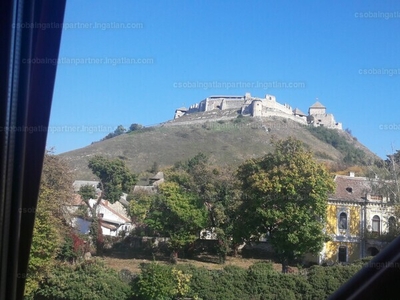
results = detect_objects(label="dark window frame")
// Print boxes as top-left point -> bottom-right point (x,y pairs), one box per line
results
338,246 -> 347,263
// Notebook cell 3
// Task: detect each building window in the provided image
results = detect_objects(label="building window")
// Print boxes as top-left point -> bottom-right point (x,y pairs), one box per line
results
338,212 -> 347,230
389,216 -> 396,234
346,187 -> 353,193
372,215 -> 380,234
338,246 -> 347,262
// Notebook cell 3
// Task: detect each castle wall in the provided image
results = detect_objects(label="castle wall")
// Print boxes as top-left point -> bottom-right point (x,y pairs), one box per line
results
311,113 -> 341,129
260,109 -> 307,124
222,100 -> 247,110
173,93 -> 341,130
262,99 -> 293,115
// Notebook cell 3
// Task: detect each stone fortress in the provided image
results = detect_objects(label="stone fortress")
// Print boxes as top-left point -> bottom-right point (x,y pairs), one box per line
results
174,93 -> 342,129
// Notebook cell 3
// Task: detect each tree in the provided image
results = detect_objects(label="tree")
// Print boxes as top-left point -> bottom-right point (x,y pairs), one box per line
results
87,155 -> 137,203
235,137 -> 335,272
129,123 -> 143,132
25,152 -> 74,298
168,153 -> 242,262
102,124 -> 127,140
79,156 -> 137,254
136,181 -> 207,262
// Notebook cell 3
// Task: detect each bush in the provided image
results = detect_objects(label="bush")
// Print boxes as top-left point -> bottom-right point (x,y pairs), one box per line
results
35,260 -> 132,300
176,264 -> 214,299
307,264 -> 363,299
132,262 -> 193,300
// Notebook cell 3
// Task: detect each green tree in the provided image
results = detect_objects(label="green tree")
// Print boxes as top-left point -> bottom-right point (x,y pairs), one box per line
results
25,153 -> 74,298
168,153 -> 242,262
79,156 -> 137,254
235,137 -> 335,272
87,155 -> 137,203
129,123 -> 144,132
102,124 -> 127,140
128,189 -> 155,225
141,182 -> 207,262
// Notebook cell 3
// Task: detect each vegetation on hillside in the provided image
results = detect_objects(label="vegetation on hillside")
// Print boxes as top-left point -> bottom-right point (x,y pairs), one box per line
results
306,126 -> 367,165
61,118 -> 378,180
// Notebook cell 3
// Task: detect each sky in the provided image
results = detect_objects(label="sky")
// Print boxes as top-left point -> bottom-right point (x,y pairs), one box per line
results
47,0 -> 400,159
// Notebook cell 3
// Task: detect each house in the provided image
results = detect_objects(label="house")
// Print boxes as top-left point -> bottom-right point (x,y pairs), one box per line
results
317,173 -> 396,264
68,180 -> 133,237
85,199 -> 133,237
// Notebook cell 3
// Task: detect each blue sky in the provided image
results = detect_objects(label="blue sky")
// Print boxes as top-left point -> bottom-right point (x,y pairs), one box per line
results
47,0 -> 400,159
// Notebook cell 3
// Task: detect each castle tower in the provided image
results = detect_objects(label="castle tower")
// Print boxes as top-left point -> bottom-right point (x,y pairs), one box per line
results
308,100 -> 326,115
251,99 -> 263,117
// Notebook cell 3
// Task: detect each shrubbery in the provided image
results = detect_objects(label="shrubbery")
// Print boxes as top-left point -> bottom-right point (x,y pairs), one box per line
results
32,258 -> 368,299
307,126 -> 367,165
130,260 -> 367,300
34,260 -> 132,300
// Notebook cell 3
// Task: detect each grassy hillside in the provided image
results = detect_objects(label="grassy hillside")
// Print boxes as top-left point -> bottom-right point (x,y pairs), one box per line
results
60,114 -> 378,180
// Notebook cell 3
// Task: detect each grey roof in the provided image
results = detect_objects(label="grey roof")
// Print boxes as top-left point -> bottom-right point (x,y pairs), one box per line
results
133,185 -> 156,193
176,107 -> 188,111
310,101 -> 326,109
293,108 -> 306,116
73,180 -> 100,192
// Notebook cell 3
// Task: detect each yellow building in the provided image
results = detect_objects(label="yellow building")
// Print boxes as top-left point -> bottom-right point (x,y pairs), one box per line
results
318,173 -> 395,264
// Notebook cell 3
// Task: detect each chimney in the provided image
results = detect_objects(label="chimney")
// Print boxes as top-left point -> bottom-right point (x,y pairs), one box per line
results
349,172 -> 355,177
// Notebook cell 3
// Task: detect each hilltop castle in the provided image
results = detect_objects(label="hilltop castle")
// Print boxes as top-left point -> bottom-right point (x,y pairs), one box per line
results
174,93 -> 342,129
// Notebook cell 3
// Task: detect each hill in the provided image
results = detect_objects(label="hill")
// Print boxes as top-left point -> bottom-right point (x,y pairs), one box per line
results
60,110 -> 378,180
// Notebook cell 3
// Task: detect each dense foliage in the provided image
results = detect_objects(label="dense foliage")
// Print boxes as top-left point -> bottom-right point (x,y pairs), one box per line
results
87,155 -> 137,203
307,126 -> 367,165
129,153 -> 241,261
235,137 -> 335,272
131,260 -> 367,300
35,260 -> 132,300
135,181 -> 208,261
168,153 -> 242,261
24,153 -> 74,298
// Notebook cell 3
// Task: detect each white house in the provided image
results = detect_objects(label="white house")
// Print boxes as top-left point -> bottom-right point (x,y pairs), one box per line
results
87,199 -> 133,237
